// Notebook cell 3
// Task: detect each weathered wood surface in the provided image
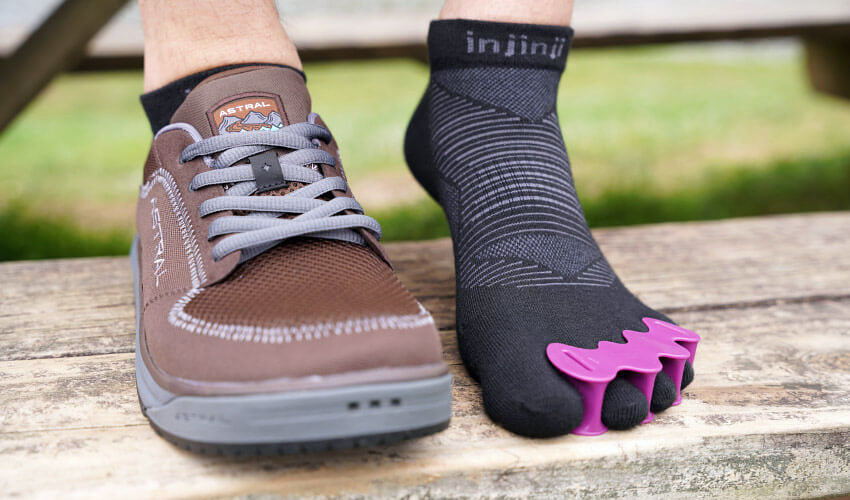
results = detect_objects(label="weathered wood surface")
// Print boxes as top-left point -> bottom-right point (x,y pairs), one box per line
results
1,212 -> 849,498
3,1 -> 850,136
3,0 -> 850,70
0,0 -> 128,133
805,35 -> 850,100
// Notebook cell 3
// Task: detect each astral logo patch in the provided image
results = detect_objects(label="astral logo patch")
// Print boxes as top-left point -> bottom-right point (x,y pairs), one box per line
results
208,93 -> 287,135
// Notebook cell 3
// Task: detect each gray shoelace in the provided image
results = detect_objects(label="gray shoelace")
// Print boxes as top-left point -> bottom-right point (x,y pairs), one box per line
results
180,122 -> 381,262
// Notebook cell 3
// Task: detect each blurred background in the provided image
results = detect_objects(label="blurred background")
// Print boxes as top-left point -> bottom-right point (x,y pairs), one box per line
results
1,0 -> 849,261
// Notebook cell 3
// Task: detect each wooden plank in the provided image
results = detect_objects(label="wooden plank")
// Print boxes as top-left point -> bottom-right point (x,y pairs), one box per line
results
2,299 -> 849,498
570,0 -> 850,48
0,0 -> 127,133
3,1 -> 850,71
0,213 -> 849,497
805,35 -> 850,100
4,297 -> 850,432
2,212 -> 849,362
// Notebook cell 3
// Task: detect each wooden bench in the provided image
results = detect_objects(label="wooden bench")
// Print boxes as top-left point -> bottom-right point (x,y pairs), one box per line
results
3,212 -> 849,497
2,0 -> 850,134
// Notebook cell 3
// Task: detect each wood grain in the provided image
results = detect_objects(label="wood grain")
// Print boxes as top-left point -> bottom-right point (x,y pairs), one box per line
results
1,212 -> 849,498
5,1 -> 850,71
3,213 -> 849,362
0,0 -> 128,133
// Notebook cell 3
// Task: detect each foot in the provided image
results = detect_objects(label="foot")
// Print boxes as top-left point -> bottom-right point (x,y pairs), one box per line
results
134,66 -> 451,454
404,20 -> 695,438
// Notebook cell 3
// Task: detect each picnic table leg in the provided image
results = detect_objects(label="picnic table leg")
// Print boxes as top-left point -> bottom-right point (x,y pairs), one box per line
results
804,35 -> 850,101
0,0 -> 128,135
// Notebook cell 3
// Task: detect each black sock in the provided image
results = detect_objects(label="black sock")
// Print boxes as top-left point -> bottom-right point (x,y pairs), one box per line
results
405,19 -> 693,437
139,63 -> 305,132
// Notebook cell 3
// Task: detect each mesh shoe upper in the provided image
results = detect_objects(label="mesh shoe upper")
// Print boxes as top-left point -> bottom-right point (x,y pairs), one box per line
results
135,66 -> 443,391
183,240 -> 423,330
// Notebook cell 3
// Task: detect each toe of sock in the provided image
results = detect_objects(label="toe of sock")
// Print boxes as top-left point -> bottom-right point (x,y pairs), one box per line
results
681,361 -> 695,389
480,367 -> 584,438
601,377 -> 649,430
650,371 -> 677,413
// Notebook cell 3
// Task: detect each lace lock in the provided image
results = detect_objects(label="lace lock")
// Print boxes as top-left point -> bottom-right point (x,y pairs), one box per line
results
249,151 -> 289,193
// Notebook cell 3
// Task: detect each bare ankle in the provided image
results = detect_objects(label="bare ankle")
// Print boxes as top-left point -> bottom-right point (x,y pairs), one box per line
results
140,0 -> 301,91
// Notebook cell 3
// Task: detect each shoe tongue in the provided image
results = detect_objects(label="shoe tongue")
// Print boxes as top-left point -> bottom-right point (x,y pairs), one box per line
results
171,66 -> 311,138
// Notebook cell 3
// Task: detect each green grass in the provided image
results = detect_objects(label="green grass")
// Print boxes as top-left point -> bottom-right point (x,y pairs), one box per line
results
0,202 -> 131,260
2,42 -> 850,260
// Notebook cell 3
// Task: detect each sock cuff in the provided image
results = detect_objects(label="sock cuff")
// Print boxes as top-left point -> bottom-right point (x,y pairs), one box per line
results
427,19 -> 574,72
139,63 -> 305,132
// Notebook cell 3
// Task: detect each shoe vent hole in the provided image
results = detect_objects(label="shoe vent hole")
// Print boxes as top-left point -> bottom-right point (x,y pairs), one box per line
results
369,399 -> 381,408
347,402 -> 359,410
390,398 -> 402,406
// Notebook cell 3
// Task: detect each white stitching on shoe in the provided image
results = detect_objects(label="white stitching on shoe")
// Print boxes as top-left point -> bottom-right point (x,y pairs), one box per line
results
167,288 -> 435,343
140,167 -> 207,287
147,122 -> 431,344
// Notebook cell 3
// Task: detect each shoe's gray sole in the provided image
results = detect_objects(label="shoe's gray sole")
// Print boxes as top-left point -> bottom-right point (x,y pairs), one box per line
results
131,237 -> 452,454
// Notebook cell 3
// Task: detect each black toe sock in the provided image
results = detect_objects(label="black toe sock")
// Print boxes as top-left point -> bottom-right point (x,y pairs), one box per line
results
405,20 -> 694,437
602,378 -> 650,430
650,371 -> 678,413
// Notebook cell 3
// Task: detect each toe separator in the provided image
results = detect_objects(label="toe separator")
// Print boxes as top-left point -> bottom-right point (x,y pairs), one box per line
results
570,379 -> 608,436
662,357 -> 687,406
683,341 -> 698,365
547,318 -> 701,436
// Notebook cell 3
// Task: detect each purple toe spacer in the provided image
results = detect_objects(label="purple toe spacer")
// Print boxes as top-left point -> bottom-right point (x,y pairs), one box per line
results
546,317 -> 700,436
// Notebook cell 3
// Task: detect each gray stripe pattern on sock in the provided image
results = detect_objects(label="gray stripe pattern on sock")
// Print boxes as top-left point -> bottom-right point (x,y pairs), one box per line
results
428,81 -> 616,289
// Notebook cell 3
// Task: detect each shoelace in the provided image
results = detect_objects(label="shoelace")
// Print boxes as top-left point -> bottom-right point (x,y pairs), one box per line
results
180,121 -> 381,262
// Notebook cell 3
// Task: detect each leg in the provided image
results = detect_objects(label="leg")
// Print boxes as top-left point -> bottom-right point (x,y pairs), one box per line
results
439,0 -> 574,26
139,0 -> 301,91
405,0 -> 696,437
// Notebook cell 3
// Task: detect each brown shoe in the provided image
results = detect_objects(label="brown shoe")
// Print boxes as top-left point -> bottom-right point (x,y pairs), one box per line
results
133,66 -> 451,454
